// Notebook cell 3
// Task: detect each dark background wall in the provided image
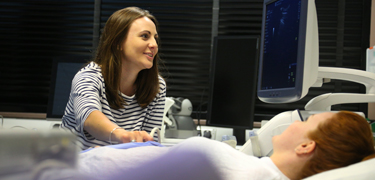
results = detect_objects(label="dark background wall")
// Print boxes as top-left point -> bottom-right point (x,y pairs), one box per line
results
0,0 -> 371,121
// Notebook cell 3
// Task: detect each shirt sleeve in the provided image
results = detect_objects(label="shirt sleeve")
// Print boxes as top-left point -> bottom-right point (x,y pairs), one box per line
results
71,69 -> 103,136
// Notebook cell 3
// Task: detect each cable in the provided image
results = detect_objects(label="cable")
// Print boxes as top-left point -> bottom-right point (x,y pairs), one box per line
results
0,115 -> 3,128
150,127 -> 161,143
196,88 -> 206,136
10,126 -> 28,130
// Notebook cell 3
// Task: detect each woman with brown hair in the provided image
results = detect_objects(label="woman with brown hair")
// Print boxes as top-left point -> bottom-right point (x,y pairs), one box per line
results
298,111 -> 375,179
61,7 -> 166,150
270,111 -> 375,180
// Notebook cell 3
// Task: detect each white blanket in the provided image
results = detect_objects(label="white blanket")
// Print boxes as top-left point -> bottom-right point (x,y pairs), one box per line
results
78,137 -> 289,180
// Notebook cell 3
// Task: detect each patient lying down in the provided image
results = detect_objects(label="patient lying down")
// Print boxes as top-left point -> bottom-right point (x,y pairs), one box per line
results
42,111 -> 375,180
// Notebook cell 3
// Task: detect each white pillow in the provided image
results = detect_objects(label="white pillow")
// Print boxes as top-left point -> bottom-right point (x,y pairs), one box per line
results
303,158 -> 375,180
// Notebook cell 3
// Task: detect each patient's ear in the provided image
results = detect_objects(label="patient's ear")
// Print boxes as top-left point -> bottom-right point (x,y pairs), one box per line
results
294,141 -> 316,155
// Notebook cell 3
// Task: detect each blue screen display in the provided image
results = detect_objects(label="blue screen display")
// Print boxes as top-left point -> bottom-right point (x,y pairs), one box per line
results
260,0 -> 301,90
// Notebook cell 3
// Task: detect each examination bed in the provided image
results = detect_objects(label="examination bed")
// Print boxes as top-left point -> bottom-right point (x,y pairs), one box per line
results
1,129 -> 374,180
88,141 -> 375,180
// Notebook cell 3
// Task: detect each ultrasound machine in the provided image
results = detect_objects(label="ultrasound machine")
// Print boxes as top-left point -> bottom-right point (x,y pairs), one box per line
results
239,0 -> 375,157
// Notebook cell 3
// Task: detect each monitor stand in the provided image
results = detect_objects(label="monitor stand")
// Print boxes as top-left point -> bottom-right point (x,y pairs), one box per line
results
233,128 -> 246,145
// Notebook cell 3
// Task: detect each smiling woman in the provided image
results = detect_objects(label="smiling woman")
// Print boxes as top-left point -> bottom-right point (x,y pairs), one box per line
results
60,7 -> 166,150
121,16 -> 159,73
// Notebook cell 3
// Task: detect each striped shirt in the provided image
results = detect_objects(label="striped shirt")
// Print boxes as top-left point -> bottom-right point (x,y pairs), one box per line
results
61,62 -> 166,150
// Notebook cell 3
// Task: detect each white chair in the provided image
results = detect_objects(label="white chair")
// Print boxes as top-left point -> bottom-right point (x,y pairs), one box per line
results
159,97 -> 175,143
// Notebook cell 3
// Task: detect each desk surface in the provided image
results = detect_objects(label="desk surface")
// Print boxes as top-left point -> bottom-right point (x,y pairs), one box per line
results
1,118 -> 61,131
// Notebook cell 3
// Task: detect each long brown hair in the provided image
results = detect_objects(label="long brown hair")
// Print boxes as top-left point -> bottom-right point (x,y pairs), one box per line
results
298,111 -> 375,179
94,7 -> 161,109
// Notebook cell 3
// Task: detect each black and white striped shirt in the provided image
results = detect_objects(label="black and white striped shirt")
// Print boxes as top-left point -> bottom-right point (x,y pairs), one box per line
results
61,62 -> 166,150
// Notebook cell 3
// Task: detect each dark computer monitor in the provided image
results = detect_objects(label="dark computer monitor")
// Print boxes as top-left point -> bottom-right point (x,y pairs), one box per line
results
257,0 -> 319,104
207,36 -> 259,145
46,56 -> 89,120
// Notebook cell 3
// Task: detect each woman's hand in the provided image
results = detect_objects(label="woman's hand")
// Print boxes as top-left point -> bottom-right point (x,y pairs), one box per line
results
112,128 -> 154,143
84,111 -> 155,144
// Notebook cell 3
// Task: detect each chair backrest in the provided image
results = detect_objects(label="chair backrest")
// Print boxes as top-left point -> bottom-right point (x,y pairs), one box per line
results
160,97 -> 175,141
164,98 -> 175,117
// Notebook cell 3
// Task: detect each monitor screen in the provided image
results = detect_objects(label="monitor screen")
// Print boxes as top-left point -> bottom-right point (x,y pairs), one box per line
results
260,0 -> 300,90
46,56 -> 89,120
207,36 -> 259,144
257,0 -> 319,103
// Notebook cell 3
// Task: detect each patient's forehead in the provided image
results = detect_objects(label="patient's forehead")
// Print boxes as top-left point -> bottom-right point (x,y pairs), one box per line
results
307,112 -> 335,124
317,112 -> 335,119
